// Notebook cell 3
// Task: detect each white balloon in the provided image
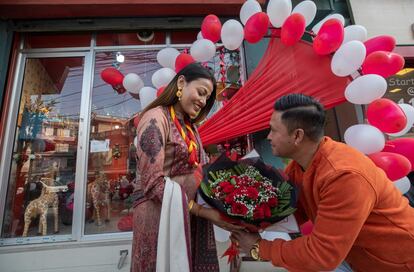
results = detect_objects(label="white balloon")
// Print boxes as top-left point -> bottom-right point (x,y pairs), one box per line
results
388,104 -> 414,137
133,136 -> 138,148
197,31 -> 203,40
331,41 -> 366,77
221,19 -> 244,50
291,0 -> 316,27
312,13 -> 345,34
342,25 -> 367,44
267,0 -> 292,28
123,73 -> 144,93
190,39 -> 216,62
213,225 -> 230,242
345,74 -> 387,104
139,87 -> 157,110
344,124 -> 385,155
156,47 -> 180,69
260,231 -> 291,241
151,67 -> 176,89
240,0 -> 262,25
393,176 -> 411,194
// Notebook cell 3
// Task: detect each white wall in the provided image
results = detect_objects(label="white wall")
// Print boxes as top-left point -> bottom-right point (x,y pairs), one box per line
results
348,0 -> 414,45
0,242 -> 132,272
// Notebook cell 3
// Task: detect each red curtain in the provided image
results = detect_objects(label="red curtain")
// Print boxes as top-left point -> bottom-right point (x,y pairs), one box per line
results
199,36 -> 350,145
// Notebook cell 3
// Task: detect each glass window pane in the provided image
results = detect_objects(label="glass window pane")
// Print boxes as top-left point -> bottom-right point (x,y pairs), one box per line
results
96,32 -> 166,46
84,50 -> 160,234
2,57 -> 84,240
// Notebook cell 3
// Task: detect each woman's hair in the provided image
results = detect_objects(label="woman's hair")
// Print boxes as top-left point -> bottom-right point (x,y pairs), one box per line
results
273,93 -> 326,142
142,62 -> 217,124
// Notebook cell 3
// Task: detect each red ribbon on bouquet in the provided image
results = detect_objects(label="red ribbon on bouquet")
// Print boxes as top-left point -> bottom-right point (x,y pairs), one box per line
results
221,242 -> 239,264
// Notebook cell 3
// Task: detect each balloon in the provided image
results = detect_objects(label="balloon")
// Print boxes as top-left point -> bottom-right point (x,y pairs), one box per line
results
280,13 -> 306,46
240,0 -> 262,25
123,73 -> 144,93
197,31 -> 203,40
213,225 -> 230,242
342,25 -> 367,44
300,220 -> 313,235
312,13 -> 345,34
267,0 -> 292,28
190,39 -> 216,62
393,177 -> 411,194
139,87 -> 157,110
101,67 -> 124,86
362,51 -> 405,78
157,86 -> 166,97
151,68 -> 176,89
201,14 -> 222,43
175,53 -> 195,73
331,41 -> 366,77
388,104 -> 414,137
157,47 -> 180,69
367,98 -> 407,133
344,74 -> 387,104
368,152 -> 411,181
313,19 -> 344,55
244,12 -> 270,44
291,0 -> 316,27
344,124 -> 385,155
221,19 -> 244,50
383,138 -> 414,171
364,35 -> 396,57
113,85 -> 127,94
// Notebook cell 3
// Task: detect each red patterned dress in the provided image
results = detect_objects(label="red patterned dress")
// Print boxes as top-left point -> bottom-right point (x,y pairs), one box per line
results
131,106 -> 219,272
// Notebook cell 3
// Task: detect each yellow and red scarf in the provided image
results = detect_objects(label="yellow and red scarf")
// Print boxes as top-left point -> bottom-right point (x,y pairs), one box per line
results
169,106 -> 199,168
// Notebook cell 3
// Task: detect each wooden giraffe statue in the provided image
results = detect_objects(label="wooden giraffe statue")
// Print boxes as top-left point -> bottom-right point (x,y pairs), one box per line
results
88,172 -> 111,226
22,163 -> 67,237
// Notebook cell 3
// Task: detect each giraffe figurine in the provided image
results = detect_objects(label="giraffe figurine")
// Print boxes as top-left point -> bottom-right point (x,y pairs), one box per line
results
22,163 -> 67,237
88,172 -> 111,226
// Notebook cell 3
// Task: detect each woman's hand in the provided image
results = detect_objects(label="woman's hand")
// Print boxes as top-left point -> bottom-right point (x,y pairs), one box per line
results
198,206 -> 245,232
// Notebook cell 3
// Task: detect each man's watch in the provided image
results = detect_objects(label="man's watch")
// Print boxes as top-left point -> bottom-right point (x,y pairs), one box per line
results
250,241 -> 262,261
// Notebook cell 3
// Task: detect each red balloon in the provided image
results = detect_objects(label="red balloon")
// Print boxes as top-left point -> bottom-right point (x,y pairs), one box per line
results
112,84 -> 126,94
133,115 -> 140,128
101,67 -> 124,86
244,12 -> 270,44
368,152 -> 411,181
367,98 -> 407,133
383,138 -> 414,171
175,53 -> 195,73
281,13 -> 306,46
361,51 -> 405,78
201,14 -> 222,43
313,19 -> 344,55
364,35 -> 396,57
157,86 -> 166,97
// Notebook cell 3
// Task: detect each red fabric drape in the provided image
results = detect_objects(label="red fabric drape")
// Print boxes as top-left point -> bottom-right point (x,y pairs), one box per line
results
199,36 -> 350,145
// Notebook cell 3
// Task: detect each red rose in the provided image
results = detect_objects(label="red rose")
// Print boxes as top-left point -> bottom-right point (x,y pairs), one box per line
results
222,184 -> 235,194
219,181 -> 232,189
267,197 -> 279,207
224,193 -> 235,204
231,202 -> 248,216
253,206 -> 265,220
246,187 -> 259,200
262,204 -> 272,218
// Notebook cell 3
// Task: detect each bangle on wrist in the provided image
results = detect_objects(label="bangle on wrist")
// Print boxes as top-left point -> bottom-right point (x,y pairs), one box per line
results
188,200 -> 195,212
250,239 -> 262,261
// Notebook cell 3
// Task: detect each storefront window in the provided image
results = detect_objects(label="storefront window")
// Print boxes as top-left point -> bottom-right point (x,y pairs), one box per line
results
1,56 -> 84,239
84,50 -> 159,234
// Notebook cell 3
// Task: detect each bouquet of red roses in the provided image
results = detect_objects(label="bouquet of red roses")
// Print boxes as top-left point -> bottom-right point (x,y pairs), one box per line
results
199,154 -> 298,262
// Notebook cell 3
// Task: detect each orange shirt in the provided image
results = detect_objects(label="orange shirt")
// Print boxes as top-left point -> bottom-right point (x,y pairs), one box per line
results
259,137 -> 414,271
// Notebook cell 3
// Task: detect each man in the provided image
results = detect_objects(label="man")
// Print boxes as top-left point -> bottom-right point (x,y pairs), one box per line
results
231,94 -> 414,271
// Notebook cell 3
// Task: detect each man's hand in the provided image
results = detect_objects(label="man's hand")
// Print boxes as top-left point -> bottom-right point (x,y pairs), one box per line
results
199,207 -> 245,232
231,230 -> 262,255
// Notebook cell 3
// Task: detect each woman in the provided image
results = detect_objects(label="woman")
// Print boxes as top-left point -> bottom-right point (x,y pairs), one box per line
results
131,63 -> 241,271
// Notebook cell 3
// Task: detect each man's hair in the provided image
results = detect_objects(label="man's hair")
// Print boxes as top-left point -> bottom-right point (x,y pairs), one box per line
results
273,94 -> 326,142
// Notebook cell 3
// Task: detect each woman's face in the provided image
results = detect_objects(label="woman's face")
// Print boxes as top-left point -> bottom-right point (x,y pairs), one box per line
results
178,77 -> 214,119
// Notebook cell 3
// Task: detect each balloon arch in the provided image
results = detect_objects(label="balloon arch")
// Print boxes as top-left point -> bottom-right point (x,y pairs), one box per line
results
102,0 -> 413,194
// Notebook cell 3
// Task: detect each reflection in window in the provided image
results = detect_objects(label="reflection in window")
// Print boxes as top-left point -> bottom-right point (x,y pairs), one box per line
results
2,57 -> 84,239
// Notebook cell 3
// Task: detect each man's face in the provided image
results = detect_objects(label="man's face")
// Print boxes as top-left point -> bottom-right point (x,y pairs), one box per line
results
267,111 -> 295,158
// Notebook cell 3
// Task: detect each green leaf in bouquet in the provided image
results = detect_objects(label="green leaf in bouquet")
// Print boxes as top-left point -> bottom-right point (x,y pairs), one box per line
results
230,177 -> 236,185
209,171 -> 218,181
200,182 -> 213,197
275,207 -> 297,218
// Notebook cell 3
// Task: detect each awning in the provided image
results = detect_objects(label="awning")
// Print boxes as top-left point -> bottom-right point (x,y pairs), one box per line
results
199,36 -> 350,145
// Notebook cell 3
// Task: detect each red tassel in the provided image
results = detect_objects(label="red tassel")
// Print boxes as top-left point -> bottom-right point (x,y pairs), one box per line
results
221,242 -> 239,264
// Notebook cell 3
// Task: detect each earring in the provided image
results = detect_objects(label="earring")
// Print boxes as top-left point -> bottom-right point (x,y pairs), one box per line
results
176,88 -> 183,101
